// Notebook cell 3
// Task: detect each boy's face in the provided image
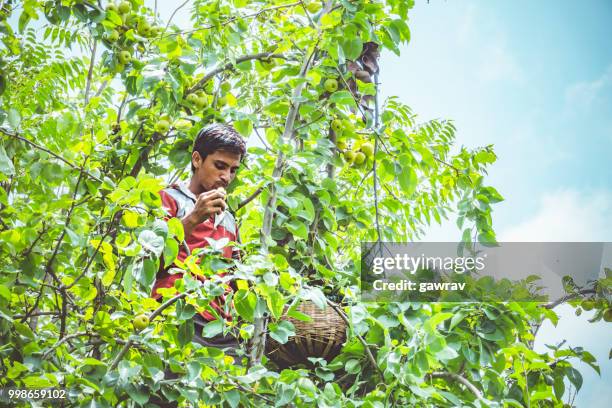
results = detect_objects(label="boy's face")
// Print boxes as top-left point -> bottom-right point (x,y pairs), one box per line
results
191,150 -> 241,192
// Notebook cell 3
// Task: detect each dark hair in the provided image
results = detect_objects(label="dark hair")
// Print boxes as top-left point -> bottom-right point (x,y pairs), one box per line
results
191,123 -> 246,172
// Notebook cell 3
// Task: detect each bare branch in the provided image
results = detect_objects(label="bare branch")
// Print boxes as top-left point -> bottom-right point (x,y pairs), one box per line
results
236,184 -> 267,211
543,288 -> 596,310
84,40 -> 97,105
372,72 -> 382,242
162,0 -> 190,37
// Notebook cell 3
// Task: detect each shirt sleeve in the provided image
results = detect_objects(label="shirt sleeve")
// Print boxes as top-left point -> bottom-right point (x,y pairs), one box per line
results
159,189 -> 178,219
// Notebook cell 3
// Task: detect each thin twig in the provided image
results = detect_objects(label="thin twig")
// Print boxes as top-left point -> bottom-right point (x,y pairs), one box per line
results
65,221 -> 115,290
433,156 -> 460,177
187,53 -> 289,95
164,1 -> 301,38
162,0 -> 190,37
0,128 -> 103,183
253,127 -> 272,151
84,40 -> 97,105
372,72 -> 382,242
42,331 -> 89,360
236,185 -> 266,211
109,290 -> 193,371
543,288 -> 596,310
327,300 -> 384,380
430,371 -> 488,403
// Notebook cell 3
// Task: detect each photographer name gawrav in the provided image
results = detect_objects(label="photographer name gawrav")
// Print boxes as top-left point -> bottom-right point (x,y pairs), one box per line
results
373,280 -> 466,292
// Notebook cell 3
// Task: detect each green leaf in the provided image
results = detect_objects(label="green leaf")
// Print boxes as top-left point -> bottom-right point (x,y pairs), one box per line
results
266,290 -> 284,319
163,238 -> 179,268
435,346 -> 459,361
286,220 -> 308,240
14,321 -> 35,339
167,217 -> 185,242
234,119 -> 253,137
7,361 -> 28,379
565,366 -> 583,391
0,284 -> 10,301
345,359 -> 361,374
300,197 -> 315,222
0,145 -> 15,176
22,375 -> 53,388
553,375 -> 565,399
234,289 -> 256,321
449,311 -> 465,329
329,90 -> 357,108
269,320 -> 295,344
342,38 -> 363,60
201,319 -> 223,338
307,287 -> 327,309
142,258 -> 157,289
177,320 -> 195,346
225,389 -> 240,408
287,304 -> 313,322
125,383 -> 149,405
138,230 -> 165,256
398,165 -> 417,196
428,312 -> 453,328
7,108 -> 20,128
478,230 -> 498,247
175,299 -> 196,321
416,350 -> 429,373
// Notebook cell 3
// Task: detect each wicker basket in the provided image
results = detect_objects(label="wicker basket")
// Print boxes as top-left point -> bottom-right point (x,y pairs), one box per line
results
265,300 -> 347,368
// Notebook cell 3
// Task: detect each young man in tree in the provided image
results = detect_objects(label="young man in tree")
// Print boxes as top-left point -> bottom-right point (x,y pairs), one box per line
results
151,123 -> 246,356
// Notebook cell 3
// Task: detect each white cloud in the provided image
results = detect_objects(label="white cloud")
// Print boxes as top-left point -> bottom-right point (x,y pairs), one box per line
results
565,64 -> 612,111
500,189 -> 612,242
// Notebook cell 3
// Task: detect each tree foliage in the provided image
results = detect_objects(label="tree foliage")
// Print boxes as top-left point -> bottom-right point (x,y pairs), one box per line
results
0,0 -> 610,407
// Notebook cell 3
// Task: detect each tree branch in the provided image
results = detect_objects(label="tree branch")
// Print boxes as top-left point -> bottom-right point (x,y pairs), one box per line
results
128,130 -> 166,177
84,39 -> 97,105
372,72 -> 382,243
327,300 -> 384,380
166,1 -> 302,38
430,371 -> 488,403
188,53 -> 289,95
543,288 -> 596,310
236,184 -> 266,211
42,331 -> 90,360
109,290 -> 192,371
161,0 -> 190,37
249,28 -> 325,369
0,128 -> 103,183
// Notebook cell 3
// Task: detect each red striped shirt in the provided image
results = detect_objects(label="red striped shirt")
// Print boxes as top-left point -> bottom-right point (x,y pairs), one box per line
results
151,184 -> 239,321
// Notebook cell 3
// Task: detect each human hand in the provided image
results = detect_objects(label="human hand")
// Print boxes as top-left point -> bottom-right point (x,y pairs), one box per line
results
188,188 -> 226,224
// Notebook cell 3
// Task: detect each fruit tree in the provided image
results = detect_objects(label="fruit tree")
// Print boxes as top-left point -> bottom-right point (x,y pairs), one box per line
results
0,0 -> 610,407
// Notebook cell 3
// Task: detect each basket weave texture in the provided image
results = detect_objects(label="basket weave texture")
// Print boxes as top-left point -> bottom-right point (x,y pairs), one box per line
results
266,300 -> 347,368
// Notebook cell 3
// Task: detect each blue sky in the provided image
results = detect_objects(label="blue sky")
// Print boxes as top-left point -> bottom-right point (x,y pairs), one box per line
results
13,0 -> 609,404
381,1 -> 612,235
154,0 -> 612,404
379,1 -> 611,405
